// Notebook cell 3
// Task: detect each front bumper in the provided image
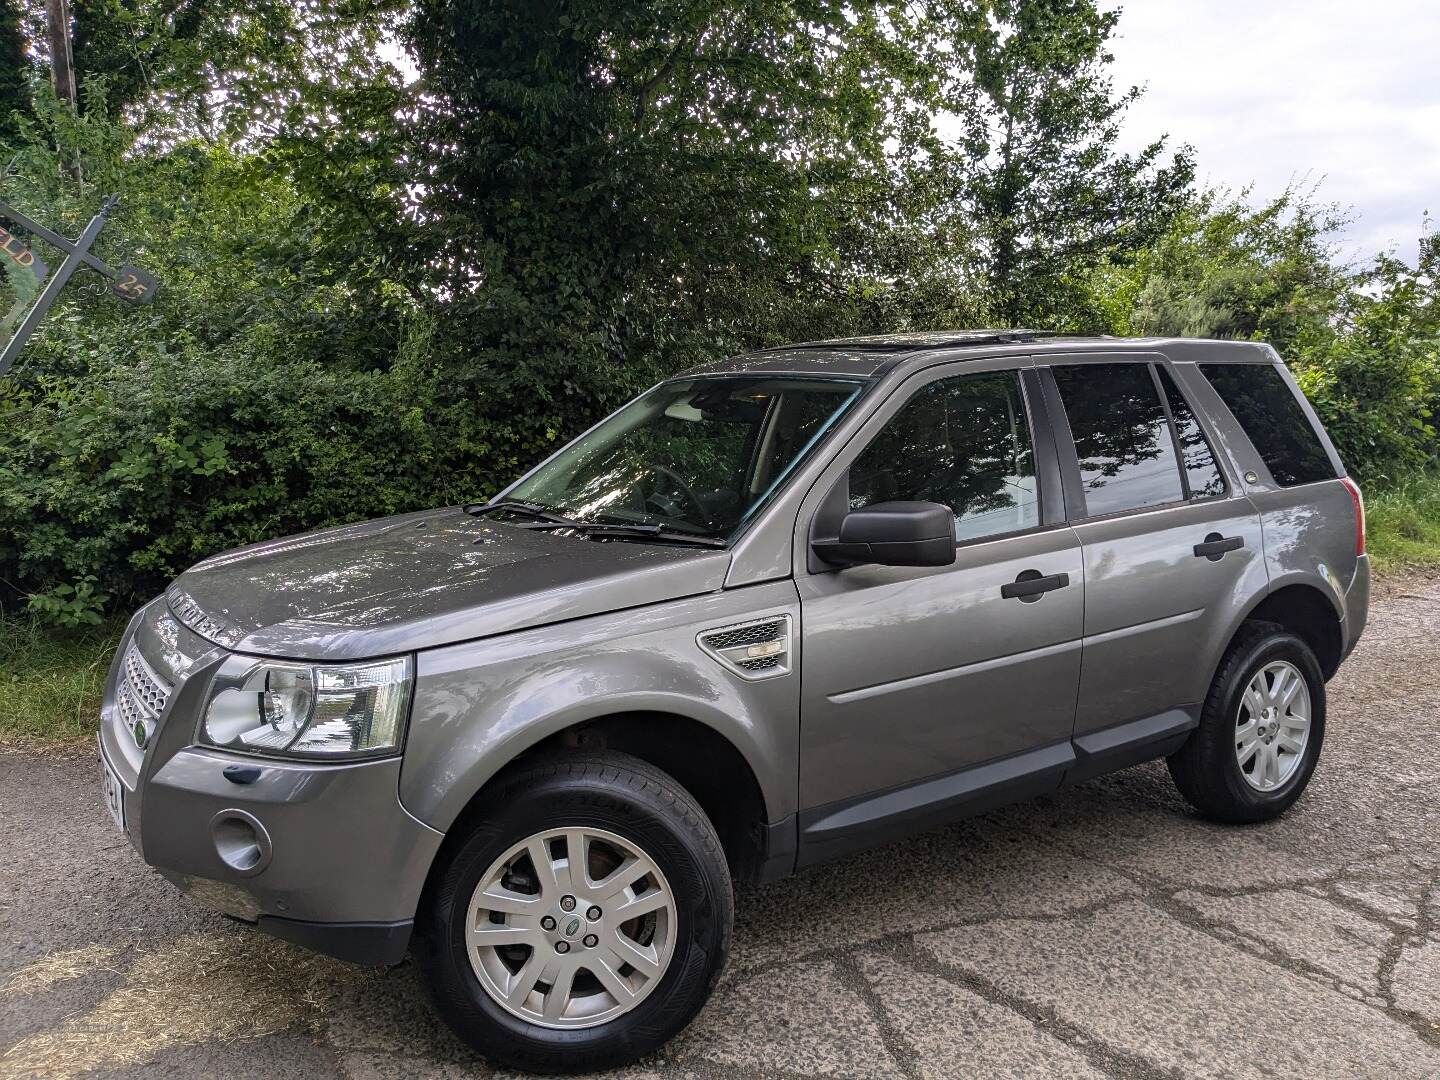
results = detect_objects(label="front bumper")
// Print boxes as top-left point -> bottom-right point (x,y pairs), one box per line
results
99,599 -> 444,964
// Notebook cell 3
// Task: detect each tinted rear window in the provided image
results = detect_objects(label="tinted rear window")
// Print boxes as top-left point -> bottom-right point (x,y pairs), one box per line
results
1052,363 -> 1184,517
1200,364 -> 1336,486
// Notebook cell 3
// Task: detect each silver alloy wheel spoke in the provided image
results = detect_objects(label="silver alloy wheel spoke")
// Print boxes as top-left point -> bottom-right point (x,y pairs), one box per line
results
544,965 -> 578,1022
595,855 -> 653,900
589,952 -> 638,1005
504,954 -> 545,1007
465,826 -> 678,1030
1235,660 -> 1311,793
469,924 -> 539,948
478,884 -> 541,916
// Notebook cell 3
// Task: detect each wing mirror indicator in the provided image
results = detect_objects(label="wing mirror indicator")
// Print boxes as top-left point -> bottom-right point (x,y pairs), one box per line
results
811,500 -> 956,569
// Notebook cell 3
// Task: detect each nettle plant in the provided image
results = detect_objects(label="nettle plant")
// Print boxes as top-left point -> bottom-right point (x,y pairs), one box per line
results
26,575 -> 111,627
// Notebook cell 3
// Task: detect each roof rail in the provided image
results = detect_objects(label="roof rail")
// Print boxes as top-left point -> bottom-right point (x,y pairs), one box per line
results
774,329 -> 1064,354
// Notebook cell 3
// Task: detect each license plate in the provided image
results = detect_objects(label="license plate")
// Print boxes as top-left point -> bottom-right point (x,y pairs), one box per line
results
101,756 -> 125,833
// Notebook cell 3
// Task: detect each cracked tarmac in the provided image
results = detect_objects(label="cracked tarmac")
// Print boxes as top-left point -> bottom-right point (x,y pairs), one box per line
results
3,574 -> 1438,1079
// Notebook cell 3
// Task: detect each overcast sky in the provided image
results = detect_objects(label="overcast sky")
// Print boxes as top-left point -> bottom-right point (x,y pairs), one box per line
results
1106,0 -> 1439,265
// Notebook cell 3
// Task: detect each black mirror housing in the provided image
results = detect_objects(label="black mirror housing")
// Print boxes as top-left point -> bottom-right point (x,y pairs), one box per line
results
812,500 -> 956,568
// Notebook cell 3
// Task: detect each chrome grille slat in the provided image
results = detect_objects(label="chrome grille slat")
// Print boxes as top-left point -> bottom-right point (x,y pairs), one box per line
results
703,624 -> 780,650
736,655 -> 783,672
125,647 -> 171,714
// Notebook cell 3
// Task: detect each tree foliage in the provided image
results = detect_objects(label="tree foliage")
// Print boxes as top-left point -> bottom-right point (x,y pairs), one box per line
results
0,0 -> 30,143
1102,188 -> 1439,481
0,0 -> 1435,621
923,0 -> 1194,327
405,1 -> 919,452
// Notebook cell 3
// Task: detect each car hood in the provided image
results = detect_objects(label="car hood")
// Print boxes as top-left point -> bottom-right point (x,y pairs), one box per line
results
163,507 -> 732,660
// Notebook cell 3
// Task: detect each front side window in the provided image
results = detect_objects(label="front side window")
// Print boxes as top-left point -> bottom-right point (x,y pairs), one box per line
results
849,370 -> 1040,542
1052,363 -> 1184,517
508,376 -> 864,539
1200,363 -> 1337,486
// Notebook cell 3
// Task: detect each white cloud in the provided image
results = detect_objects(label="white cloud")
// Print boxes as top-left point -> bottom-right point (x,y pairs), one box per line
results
1108,0 -> 1440,264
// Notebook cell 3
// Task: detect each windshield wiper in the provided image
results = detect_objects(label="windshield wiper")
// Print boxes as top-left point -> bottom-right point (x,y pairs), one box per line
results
464,499 -> 578,525
518,521 -> 728,548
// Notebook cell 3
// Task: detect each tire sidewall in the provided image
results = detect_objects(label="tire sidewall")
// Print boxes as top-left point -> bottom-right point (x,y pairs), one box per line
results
1211,631 -> 1326,814
415,761 -> 730,1072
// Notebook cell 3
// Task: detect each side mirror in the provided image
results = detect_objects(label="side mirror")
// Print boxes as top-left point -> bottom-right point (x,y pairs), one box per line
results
812,500 -> 956,568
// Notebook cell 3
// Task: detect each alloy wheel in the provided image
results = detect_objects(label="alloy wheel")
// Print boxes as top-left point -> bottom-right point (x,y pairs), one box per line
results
1235,659 -> 1311,792
464,827 -> 677,1029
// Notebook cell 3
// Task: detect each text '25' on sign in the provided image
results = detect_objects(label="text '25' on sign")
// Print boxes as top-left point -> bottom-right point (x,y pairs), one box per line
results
112,264 -> 157,304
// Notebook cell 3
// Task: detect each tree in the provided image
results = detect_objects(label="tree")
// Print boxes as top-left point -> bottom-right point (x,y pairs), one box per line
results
0,0 -> 31,144
1096,184 -> 1439,481
1117,186 -> 1353,354
0,84 -> 445,616
1296,233 -> 1440,481
924,0 -> 1194,327
62,0 -> 406,137
402,0 -> 924,477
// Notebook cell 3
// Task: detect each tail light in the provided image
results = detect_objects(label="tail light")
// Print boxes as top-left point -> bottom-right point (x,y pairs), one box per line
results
1340,476 -> 1365,556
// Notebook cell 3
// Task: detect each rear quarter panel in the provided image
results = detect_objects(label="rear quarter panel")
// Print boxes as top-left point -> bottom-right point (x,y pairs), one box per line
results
1247,480 -> 1359,619
400,581 -> 801,832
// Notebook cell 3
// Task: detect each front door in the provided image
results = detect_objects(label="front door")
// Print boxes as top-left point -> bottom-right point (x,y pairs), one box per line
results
796,360 -> 1084,864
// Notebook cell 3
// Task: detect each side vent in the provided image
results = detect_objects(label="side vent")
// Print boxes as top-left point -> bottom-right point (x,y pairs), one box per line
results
697,615 -> 793,680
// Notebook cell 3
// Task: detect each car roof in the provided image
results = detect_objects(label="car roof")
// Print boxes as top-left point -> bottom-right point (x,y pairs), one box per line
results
677,331 -> 1275,379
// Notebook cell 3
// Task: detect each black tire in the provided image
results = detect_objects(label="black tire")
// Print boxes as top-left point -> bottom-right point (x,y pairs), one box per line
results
1167,622 -> 1326,824
413,751 -> 733,1075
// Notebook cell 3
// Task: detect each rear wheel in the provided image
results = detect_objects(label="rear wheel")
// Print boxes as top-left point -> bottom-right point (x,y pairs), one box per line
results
413,752 -> 732,1074
1168,624 -> 1326,824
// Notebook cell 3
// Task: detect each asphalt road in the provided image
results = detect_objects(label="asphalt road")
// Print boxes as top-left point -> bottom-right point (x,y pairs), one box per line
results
3,575 -> 1439,1080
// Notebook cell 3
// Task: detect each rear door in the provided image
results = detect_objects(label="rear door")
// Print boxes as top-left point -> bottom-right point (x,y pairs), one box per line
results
1040,355 -> 1268,751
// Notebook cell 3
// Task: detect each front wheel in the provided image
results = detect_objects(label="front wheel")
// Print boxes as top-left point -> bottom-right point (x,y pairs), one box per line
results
1168,623 -> 1326,824
413,751 -> 732,1075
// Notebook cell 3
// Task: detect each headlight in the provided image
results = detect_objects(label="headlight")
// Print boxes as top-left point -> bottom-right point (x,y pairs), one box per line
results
200,655 -> 413,759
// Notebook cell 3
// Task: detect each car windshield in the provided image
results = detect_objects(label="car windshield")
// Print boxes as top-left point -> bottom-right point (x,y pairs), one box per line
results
506,375 -> 867,540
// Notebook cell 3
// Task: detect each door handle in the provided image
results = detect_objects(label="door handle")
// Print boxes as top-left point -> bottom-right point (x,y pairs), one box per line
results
1193,533 -> 1244,561
1001,570 -> 1070,601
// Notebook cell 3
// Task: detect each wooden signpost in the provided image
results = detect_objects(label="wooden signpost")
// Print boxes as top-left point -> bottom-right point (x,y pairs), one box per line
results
0,196 -> 159,378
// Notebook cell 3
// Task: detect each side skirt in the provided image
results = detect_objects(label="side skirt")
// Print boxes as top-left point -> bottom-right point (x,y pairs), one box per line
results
794,707 -> 1198,871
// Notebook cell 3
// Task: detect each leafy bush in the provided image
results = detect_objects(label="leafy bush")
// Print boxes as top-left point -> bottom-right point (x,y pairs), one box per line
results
25,576 -> 110,627
1104,190 -> 1439,483
0,87 -> 470,617
1290,240 -> 1440,484
0,340 -> 469,609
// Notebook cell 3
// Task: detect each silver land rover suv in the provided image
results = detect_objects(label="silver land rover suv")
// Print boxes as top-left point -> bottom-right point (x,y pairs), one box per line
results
98,332 -> 1369,1073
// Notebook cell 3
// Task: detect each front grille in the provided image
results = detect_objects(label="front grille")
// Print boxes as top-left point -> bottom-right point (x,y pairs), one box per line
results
698,616 -> 792,681
117,642 -> 173,749
125,647 -> 170,713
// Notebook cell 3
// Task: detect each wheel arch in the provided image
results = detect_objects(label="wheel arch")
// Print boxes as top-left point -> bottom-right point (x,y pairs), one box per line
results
1230,580 -> 1344,679
421,708 -> 780,887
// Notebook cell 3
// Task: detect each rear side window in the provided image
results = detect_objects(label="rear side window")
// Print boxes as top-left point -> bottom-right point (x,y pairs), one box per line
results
1052,363 -> 1184,517
1157,366 -> 1226,498
1200,364 -> 1337,486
